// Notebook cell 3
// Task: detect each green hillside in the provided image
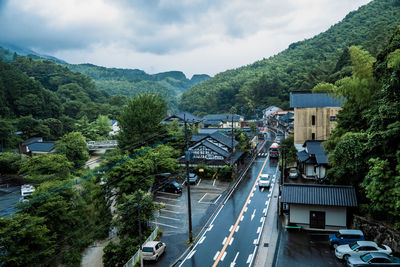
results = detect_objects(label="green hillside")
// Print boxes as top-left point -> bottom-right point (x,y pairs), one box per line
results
179,0 -> 400,117
65,64 -> 210,112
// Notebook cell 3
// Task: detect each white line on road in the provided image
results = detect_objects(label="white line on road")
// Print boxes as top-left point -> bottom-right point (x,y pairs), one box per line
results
251,209 -> 256,221
199,236 -> 206,244
260,217 -> 265,223
235,226 -> 240,232
248,199 -> 252,204
198,193 -> 208,203
213,251 -> 220,261
156,202 -> 180,207
208,224 -> 214,231
230,252 -> 239,267
263,208 -> 267,213
248,246 -> 258,266
229,237 -> 234,245
229,225 -> 233,232
158,215 -> 180,221
213,179 -> 216,186
246,254 -> 253,264
261,188 -> 264,192
253,238 -> 258,245
150,221 -> 179,229
257,226 -> 261,234
265,200 -> 269,205
251,192 -> 254,197
221,251 -> 227,261
222,237 -> 227,245
244,207 -> 248,212
155,196 -> 181,202
160,209 -> 182,214
213,194 -> 222,204
187,250 -> 196,259
240,215 -> 244,221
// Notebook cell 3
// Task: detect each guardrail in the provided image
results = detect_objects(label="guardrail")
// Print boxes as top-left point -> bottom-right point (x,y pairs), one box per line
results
123,226 -> 159,267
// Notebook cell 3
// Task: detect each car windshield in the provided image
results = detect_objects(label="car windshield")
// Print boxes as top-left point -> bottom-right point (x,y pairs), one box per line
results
142,247 -> 153,252
360,253 -> 373,262
189,173 -> 196,177
171,181 -> 179,187
260,175 -> 268,181
350,242 -> 360,250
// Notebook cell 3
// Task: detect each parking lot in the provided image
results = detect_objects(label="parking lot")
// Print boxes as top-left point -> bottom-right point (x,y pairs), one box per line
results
151,178 -> 230,236
274,230 -> 346,267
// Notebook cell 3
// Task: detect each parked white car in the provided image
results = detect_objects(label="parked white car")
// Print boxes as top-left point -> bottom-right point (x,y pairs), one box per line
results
258,174 -> 270,189
335,241 -> 392,261
142,241 -> 166,261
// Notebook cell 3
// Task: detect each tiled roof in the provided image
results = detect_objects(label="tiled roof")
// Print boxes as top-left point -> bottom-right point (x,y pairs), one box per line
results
304,140 -> 328,164
201,140 -> 230,158
203,114 -> 243,122
296,150 -> 310,162
163,112 -> 202,123
290,92 -> 344,108
210,131 -> 238,149
191,133 -> 208,142
281,184 -> 357,207
22,137 -> 43,146
28,142 -> 55,152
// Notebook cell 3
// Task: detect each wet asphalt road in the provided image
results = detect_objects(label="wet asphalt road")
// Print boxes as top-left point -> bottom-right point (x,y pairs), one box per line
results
0,186 -> 20,217
178,142 -> 277,267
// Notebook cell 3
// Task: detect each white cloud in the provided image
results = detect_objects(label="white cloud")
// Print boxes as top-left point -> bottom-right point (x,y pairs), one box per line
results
0,0 -> 372,77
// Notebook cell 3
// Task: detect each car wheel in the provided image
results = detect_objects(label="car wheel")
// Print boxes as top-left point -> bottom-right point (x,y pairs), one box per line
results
155,255 -> 159,261
331,243 -> 338,249
343,255 -> 349,261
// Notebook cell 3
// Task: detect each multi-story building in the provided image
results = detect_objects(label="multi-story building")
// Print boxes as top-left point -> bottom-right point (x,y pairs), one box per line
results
290,91 -> 343,150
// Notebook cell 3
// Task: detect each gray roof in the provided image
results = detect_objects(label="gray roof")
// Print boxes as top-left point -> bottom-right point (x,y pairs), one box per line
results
22,137 -> 43,146
203,114 -> 243,122
200,140 -> 230,158
28,142 -> 55,152
281,184 -> 357,207
263,106 -> 282,117
304,140 -> 328,164
191,133 -> 209,142
296,150 -> 310,163
290,92 -> 344,108
164,112 -> 202,123
210,131 -> 238,149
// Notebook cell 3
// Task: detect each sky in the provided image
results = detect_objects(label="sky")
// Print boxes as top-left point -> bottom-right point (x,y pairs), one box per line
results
0,0 -> 372,78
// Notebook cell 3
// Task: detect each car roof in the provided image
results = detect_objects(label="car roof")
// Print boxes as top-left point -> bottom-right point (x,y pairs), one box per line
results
260,174 -> 270,177
143,241 -> 159,247
356,241 -> 377,246
339,229 -> 363,235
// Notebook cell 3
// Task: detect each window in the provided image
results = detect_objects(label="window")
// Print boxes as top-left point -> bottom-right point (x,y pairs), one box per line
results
312,133 -> 315,140
312,115 -> 315,125
330,116 -> 337,122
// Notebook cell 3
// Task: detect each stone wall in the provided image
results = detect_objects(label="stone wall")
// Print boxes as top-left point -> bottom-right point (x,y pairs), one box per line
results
352,215 -> 400,254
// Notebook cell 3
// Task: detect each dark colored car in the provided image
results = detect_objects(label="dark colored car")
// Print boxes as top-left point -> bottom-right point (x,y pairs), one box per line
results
184,173 -> 199,185
347,252 -> 400,267
160,180 -> 182,194
330,229 -> 365,248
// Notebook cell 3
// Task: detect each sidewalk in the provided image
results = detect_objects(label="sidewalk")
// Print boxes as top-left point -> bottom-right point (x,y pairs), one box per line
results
253,172 -> 282,267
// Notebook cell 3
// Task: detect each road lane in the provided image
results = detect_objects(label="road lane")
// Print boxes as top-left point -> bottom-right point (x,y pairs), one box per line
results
179,141 -> 277,267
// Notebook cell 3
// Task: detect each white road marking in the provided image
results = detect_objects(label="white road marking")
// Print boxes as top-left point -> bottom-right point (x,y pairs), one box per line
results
268,193 -> 272,198
265,200 -> 269,205
248,199 -> 252,204
213,195 -> 222,204
253,238 -> 258,245
261,188 -> 264,192
249,246 -> 258,266
213,179 -> 216,186
150,221 -> 178,229
260,217 -> 265,223
214,251 -> 220,261
251,209 -> 256,221
199,236 -> 206,244
161,209 -> 182,214
246,254 -> 253,264
229,225 -> 233,232
230,252 -> 239,267
251,192 -> 254,197
257,227 -> 261,233
158,215 -> 180,221
156,202 -> 180,207
155,196 -> 181,202
197,178 -> 202,185
229,237 -> 234,245
235,226 -> 240,232
187,250 -> 196,259
208,224 -> 214,231
263,208 -> 267,213
244,207 -> 248,212
198,193 -> 208,203
221,251 -> 227,261
240,215 -> 244,221
222,237 -> 228,245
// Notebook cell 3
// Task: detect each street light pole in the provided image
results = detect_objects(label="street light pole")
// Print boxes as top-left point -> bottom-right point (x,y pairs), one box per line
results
184,114 -> 193,243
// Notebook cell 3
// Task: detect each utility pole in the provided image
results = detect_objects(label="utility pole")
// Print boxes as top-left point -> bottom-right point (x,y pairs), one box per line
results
137,192 -> 143,267
184,114 -> 193,243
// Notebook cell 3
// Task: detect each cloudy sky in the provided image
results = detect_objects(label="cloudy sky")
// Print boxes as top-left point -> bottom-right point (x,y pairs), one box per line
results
0,0 -> 371,77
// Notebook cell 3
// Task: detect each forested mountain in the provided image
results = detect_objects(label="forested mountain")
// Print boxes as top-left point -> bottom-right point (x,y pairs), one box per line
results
180,0 -> 400,117
65,64 -> 210,112
0,42 -> 66,63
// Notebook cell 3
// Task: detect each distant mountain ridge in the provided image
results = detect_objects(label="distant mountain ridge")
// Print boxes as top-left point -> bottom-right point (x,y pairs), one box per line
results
0,44 -> 210,112
179,0 -> 400,117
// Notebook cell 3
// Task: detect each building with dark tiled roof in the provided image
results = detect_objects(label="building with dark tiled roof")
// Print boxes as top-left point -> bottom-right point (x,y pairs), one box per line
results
290,91 -> 344,150
280,183 -> 357,229
162,112 -> 202,126
202,114 -> 244,128
297,140 -> 328,180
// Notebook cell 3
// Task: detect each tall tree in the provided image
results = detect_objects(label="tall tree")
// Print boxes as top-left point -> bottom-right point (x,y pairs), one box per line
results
55,132 -> 89,168
117,94 -> 167,151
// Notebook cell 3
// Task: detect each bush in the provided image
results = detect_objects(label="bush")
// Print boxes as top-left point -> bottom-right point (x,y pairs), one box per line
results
218,166 -> 233,182
0,152 -> 24,173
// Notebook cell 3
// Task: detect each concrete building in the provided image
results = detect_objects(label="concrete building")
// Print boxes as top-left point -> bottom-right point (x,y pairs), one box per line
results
290,91 -> 343,150
280,184 -> 357,230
